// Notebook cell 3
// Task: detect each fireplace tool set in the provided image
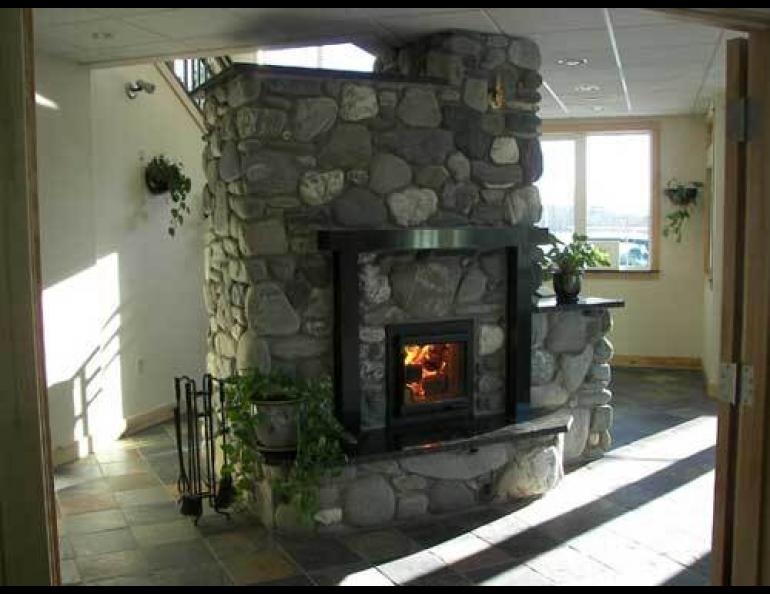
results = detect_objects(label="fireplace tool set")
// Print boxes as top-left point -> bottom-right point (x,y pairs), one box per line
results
173,374 -> 234,524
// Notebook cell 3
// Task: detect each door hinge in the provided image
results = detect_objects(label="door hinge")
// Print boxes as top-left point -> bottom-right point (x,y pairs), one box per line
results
719,362 -> 738,405
740,364 -> 755,407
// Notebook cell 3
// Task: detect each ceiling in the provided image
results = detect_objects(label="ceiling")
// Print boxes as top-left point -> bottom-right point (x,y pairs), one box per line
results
34,8 -> 738,118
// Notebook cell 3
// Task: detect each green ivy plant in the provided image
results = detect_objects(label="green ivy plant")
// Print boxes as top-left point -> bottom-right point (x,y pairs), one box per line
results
144,155 -> 192,237
663,179 -> 703,243
221,371 -> 347,525
542,233 -> 611,276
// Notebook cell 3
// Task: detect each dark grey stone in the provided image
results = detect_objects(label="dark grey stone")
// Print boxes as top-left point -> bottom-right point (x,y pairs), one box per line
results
319,124 -> 373,169
508,37 -> 541,71
226,75 -> 261,107
472,203 -> 504,224
415,165 -> 449,190
428,481 -> 475,513
390,258 -> 462,318
369,153 -> 412,195
531,349 -> 557,386
299,254 -> 331,287
377,128 -> 455,166
471,161 -> 522,189
270,335 -> 329,359
456,267 -> 487,304
343,475 -> 396,527
236,329 -> 271,373
441,181 -> 480,215
242,150 -> 301,196
293,97 -> 338,142
235,107 -> 287,139
239,218 -> 288,256
264,78 -> 323,96
332,187 -> 388,228
246,282 -> 300,336
218,141 -> 241,183
397,87 -> 442,127
519,137 -> 543,184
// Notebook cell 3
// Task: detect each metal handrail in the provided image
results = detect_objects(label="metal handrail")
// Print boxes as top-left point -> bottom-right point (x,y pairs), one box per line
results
165,56 -> 232,109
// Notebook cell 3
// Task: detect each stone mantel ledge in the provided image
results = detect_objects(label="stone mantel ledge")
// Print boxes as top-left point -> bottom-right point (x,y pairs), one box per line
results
535,296 -> 625,313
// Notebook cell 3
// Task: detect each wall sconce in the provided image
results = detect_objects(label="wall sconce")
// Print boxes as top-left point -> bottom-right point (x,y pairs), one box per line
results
125,79 -> 156,99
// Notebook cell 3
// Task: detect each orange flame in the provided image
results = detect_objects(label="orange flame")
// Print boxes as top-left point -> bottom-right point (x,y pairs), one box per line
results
403,343 -> 460,403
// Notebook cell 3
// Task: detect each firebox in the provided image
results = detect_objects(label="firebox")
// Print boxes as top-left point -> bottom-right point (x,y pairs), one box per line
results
386,320 -> 474,426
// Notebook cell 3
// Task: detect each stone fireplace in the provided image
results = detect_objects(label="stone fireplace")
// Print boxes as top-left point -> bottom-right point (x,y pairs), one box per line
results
198,31 -> 621,528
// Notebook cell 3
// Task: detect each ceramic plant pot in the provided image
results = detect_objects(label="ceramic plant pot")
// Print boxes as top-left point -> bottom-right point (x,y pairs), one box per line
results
553,271 -> 582,304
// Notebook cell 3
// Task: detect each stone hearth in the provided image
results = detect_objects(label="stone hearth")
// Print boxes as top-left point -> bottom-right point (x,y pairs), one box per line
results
197,30 -> 620,528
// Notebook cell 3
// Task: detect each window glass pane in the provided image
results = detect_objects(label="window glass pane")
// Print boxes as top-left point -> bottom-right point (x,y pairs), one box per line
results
586,133 -> 651,270
257,44 -> 375,72
536,139 -> 576,244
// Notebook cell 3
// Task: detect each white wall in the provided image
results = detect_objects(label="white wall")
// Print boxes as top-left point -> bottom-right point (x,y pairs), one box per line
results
36,53 -> 206,463
558,116 -> 709,361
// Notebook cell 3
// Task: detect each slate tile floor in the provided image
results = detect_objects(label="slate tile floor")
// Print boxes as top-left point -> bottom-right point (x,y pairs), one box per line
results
55,367 -> 716,586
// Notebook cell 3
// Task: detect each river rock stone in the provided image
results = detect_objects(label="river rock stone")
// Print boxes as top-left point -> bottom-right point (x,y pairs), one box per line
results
479,324 -> 505,356
490,137 -> 520,165
530,380 -> 569,409
508,37 -> 541,71
397,87 -> 441,127
472,161 -> 522,189
415,165 -> 449,190
340,84 -> 378,121
456,267 -> 487,304
359,326 -> 386,344
446,151 -> 471,181
429,481 -> 475,513
369,153 -> 412,195
561,345 -> 594,393
496,445 -> 561,499
593,337 -> 614,364
360,264 -> 391,305
531,349 -> 557,386
441,181 -> 479,215
343,475 -> 395,527
577,386 -> 613,407
235,107 -> 287,139
463,77 -> 488,113
235,329 -> 271,373
215,332 -> 237,358
392,475 -> 428,492
564,407 -> 591,463
299,169 -> 344,205
532,313 -> 548,347
246,282 -> 300,336
591,405 -> 614,432
401,445 -> 507,480
391,259 -> 462,318
397,493 -> 429,520
332,187 -> 388,228
293,97 -> 338,142
377,128 -> 454,166
218,141 -> 241,183
519,137 -> 543,184
589,363 -> 611,384
320,124 -> 372,169
226,75 -> 261,107
547,312 -> 589,354
387,187 -> 438,226
239,218 -> 288,256
270,335 -> 328,359
242,150 -> 301,196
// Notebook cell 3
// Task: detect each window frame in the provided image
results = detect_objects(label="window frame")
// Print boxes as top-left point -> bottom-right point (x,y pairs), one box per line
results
541,120 -> 661,278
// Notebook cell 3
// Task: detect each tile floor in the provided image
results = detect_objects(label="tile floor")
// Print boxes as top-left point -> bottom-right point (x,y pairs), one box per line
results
55,367 -> 716,586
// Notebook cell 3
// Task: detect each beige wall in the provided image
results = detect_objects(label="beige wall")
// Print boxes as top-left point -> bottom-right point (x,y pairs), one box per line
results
546,115 -> 709,361
36,53 -> 206,463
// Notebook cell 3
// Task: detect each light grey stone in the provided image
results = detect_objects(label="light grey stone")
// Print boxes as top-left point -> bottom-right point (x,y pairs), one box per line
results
387,187 -> 438,226
532,313 -> 548,347
589,363 -> 611,384
212,189 -> 229,237
444,33 -> 483,57
293,97 -> 338,142
265,78 -> 322,97
226,75 -> 261,108
479,324 -> 505,356
304,288 -> 332,319
564,408 -> 591,463
360,326 -> 386,344
401,445 -> 508,481
377,128 -> 455,166
397,87 -> 441,127
490,137 -> 520,165
415,165 -> 449,190
429,481 -> 475,513
456,268 -> 487,304
215,332 -> 237,359
471,161 -> 522,189
593,337 -> 614,364
577,386 -> 612,407
320,124 -> 372,169
530,380 -> 569,409
392,475 -> 428,492
397,493 -> 429,520
299,169 -> 344,205
481,47 -> 507,70
481,112 -> 506,136
270,335 -> 328,359
304,319 -> 331,338
246,282 -> 300,336
391,259 -> 462,318
446,151 -> 471,181
425,50 -> 466,86
508,37 -> 541,71
314,508 -> 342,527
463,78 -> 489,113
359,460 -> 400,476
531,349 -> 557,386
547,312 -> 590,354
481,189 -> 506,206
343,475 -> 395,527
235,107 -> 287,139
360,264 -> 391,306
369,153 -> 412,195
229,196 -> 266,220
506,186 -> 541,225
242,150 -> 300,196
479,373 -> 504,394
591,405 -> 614,432
236,329 -> 271,373
218,141 -> 241,182
340,84 -> 378,121
332,187 -> 388,228
239,218 -> 288,256
495,445 -> 562,499
441,181 -> 479,215
561,345 -> 594,393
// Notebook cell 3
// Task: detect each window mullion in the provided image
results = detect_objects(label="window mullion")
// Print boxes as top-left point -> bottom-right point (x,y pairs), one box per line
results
575,135 -> 588,235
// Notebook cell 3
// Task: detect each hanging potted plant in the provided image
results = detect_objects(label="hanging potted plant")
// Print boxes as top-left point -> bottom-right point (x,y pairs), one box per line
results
542,234 -> 611,304
144,155 -> 192,236
663,178 -> 703,243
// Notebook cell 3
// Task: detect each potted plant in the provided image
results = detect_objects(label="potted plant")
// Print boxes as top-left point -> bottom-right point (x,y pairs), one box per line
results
144,155 -> 192,237
543,233 -> 611,304
663,178 -> 703,243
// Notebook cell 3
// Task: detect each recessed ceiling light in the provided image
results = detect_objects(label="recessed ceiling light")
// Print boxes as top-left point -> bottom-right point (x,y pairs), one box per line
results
555,57 -> 588,67
91,31 -> 114,41
574,83 -> 601,93
592,106 -> 605,112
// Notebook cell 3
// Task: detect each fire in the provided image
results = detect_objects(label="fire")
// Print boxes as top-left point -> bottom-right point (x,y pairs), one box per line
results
403,342 -> 461,404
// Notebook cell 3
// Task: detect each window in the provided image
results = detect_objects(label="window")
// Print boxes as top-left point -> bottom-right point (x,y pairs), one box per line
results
255,43 -> 375,72
536,127 -> 657,272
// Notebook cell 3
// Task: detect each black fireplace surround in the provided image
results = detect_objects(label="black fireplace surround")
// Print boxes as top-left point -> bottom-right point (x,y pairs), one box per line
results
318,226 -> 548,454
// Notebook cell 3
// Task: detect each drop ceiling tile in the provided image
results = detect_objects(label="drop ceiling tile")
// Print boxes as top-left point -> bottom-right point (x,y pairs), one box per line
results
609,8 -> 678,28
34,8 -> 107,27
39,18 -> 168,51
486,7 -> 605,35
374,10 -> 498,39
122,8 -> 258,40
615,23 -> 722,49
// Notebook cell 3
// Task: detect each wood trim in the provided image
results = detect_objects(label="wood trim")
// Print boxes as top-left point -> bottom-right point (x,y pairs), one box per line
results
645,8 -> 770,32
585,269 -> 661,280
711,37 -> 747,587
541,119 -> 661,272
612,355 -> 702,370
122,404 -> 175,438
155,62 -> 206,134
0,7 -> 58,585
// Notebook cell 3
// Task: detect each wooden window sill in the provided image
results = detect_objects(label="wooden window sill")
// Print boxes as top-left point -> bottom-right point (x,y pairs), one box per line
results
585,269 -> 661,280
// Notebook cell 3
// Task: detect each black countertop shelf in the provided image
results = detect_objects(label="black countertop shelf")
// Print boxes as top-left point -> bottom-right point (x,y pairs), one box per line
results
535,296 -> 625,313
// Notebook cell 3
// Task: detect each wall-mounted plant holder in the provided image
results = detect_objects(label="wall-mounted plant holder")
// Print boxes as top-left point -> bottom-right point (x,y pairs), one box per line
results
663,178 -> 703,243
144,155 -> 192,236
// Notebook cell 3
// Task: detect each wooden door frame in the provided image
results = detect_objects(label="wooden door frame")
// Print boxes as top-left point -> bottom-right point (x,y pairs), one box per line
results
0,7 -> 58,586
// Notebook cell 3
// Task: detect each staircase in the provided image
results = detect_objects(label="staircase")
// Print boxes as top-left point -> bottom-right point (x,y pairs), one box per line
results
165,56 -> 233,110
